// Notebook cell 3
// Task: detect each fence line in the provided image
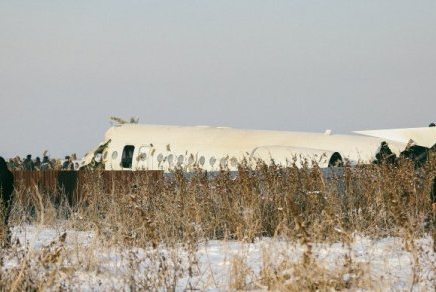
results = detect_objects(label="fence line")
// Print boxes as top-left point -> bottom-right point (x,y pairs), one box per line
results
12,170 -> 164,205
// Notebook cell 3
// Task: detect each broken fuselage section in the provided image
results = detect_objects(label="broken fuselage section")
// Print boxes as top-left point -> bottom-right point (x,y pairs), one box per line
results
80,124 -> 436,172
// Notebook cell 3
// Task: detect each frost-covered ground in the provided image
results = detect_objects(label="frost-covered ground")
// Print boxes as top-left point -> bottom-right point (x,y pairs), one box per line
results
1,225 -> 435,291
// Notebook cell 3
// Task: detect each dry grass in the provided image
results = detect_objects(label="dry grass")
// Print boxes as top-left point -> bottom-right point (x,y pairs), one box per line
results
1,155 -> 436,290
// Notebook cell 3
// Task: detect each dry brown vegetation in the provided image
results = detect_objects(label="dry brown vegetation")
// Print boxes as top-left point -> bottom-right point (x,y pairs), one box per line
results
1,155 -> 436,290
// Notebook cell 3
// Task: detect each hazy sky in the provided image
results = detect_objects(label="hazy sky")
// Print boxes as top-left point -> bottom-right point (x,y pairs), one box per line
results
1,1 -> 435,159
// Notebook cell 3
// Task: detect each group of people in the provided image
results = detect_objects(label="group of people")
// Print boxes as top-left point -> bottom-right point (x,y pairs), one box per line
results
7,154 -> 78,171
0,154 -> 78,247
374,123 -> 436,167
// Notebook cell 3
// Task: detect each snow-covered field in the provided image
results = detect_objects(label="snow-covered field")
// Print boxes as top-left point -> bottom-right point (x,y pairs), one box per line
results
1,224 -> 435,291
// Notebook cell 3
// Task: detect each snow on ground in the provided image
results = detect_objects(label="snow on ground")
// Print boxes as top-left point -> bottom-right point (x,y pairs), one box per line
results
1,224 -> 435,291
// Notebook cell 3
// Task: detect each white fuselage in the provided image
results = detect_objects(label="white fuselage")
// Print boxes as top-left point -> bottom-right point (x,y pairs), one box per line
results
78,124 -> 435,171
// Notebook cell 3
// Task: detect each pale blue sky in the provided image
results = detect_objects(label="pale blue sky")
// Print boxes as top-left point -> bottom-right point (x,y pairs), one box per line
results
1,1 -> 435,158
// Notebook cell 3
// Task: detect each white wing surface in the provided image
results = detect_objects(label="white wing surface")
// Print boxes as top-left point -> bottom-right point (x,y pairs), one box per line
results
354,127 -> 436,148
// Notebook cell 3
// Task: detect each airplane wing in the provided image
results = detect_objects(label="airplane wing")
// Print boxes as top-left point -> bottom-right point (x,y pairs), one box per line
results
354,127 -> 436,148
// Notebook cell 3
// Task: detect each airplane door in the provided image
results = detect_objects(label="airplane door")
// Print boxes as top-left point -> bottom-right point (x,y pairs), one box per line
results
121,145 -> 135,169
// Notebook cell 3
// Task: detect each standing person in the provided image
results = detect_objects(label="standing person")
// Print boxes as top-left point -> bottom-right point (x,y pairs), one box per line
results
0,156 -> 14,246
34,156 -> 41,170
41,155 -> 50,170
62,156 -> 74,170
374,141 -> 397,165
23,154 -> 34,171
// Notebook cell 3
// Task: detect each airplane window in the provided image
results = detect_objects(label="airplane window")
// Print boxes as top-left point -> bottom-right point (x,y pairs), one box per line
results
112,151 -> 118,160
188,154 -> 194,165
220,157 -> 228,168
177,155 -> 184,165
199,156 -> 205,166
103,151 -> 108,160
168,154 -> 174,164
139,146 -> 148,161
121,145 -> 135,168
209,156 -> 216,167
157,153 -> 163,163
230,157 -> 238,167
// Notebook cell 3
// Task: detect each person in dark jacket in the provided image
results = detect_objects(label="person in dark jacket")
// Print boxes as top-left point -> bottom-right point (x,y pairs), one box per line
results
23,154 -> 34,170
374,141 -> 397,165
62,156 -> 74,170
41,155 -> 51,170
0,156 -> 14,246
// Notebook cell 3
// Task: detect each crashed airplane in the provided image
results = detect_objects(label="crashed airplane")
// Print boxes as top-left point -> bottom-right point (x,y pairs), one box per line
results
79,123 -> 436,171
